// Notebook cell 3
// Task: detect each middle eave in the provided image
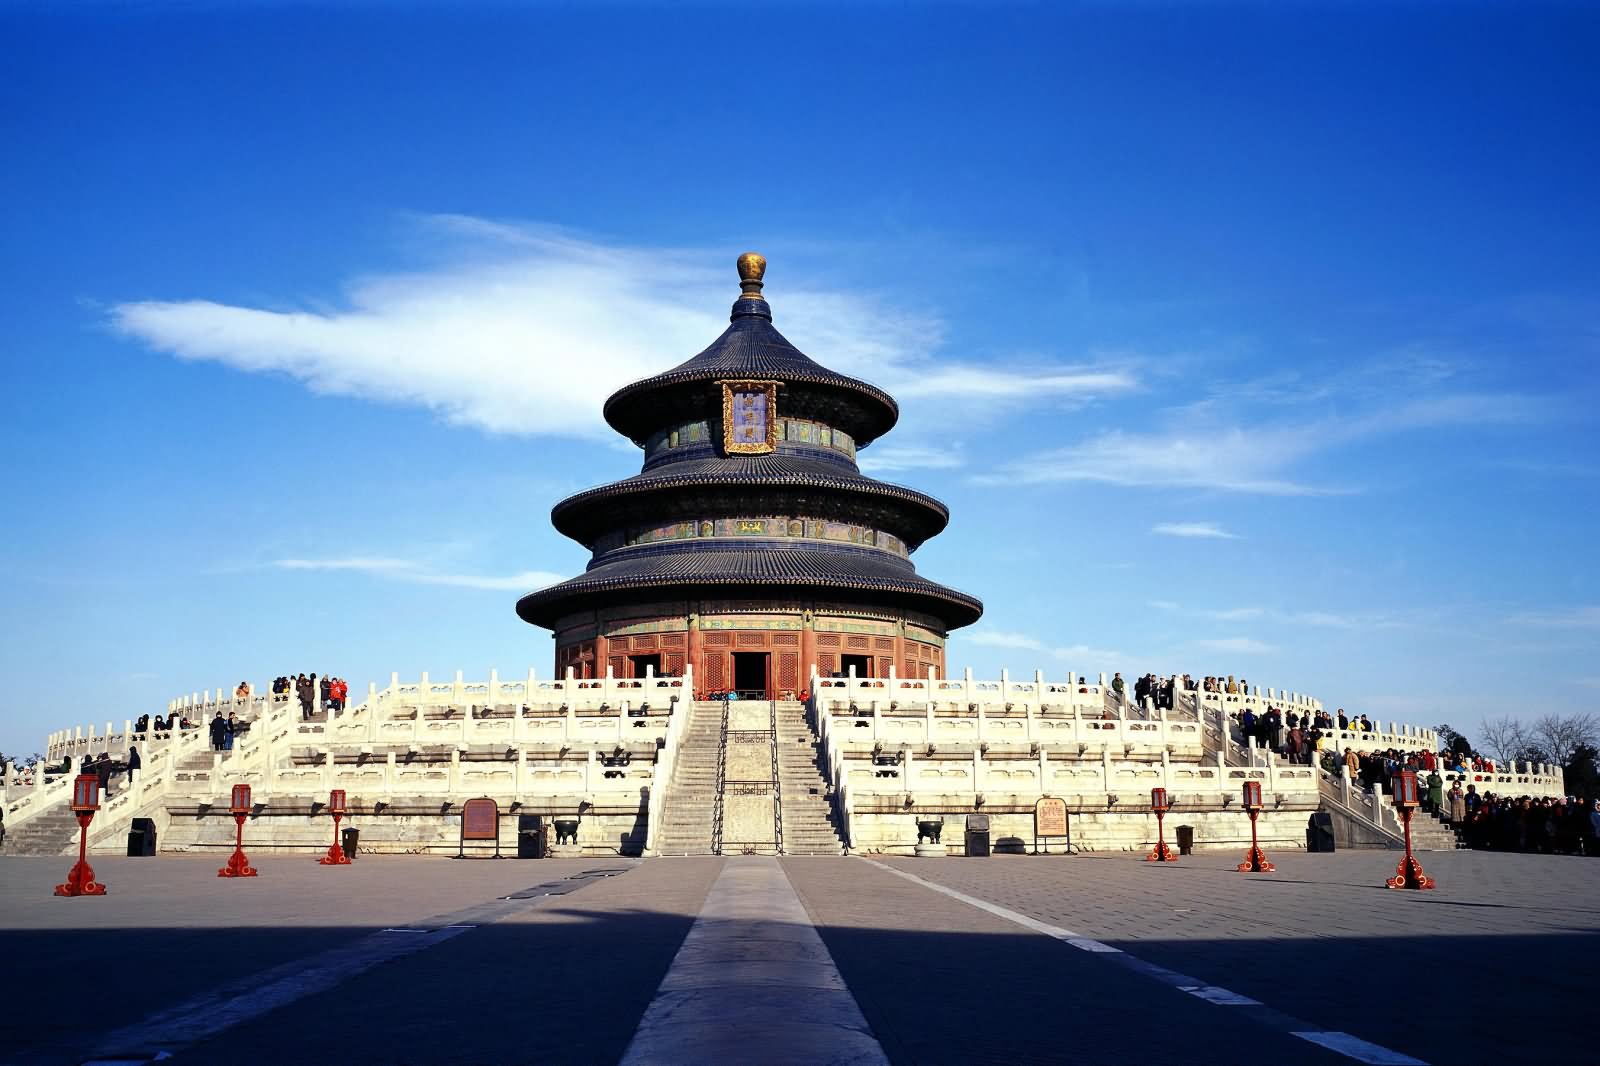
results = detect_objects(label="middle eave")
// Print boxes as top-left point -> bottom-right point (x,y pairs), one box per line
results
550,454 -> 951,550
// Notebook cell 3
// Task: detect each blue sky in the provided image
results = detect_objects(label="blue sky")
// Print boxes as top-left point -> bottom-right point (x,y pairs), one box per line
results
2,2 -> 1597,757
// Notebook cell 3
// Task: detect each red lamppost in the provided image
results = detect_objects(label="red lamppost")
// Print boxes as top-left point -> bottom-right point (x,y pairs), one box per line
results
1237,780 -> 1275,872
318,788 -> 351,866
218,783 -> 258,878
54,775 -> 107,897
1386,769 -> 1435,890
1145,786 -> 1177,862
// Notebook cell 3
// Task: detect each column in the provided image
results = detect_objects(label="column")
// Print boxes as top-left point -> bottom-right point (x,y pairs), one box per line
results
687,609 -> 702,694
800,609 -> 815,685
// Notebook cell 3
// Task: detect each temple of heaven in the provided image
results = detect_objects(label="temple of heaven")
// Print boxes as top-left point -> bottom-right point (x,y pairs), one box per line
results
516,253 -> 982,699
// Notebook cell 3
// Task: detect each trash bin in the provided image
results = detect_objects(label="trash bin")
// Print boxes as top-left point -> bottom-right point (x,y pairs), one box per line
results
127,817 -> 157,857
341,827 -> 359,860
1175,825 -> 1195,856
964,813 -> 991,857
517,814 -> 547,858
1307,812 -> 1335,853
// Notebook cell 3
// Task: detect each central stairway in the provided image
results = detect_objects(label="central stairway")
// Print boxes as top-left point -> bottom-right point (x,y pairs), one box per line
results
652,699 -> 844,856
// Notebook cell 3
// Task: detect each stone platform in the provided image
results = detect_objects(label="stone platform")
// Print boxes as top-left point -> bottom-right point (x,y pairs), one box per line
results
1,849 -> 1591,1065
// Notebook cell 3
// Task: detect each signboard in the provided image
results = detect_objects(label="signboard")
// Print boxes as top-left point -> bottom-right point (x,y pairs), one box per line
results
457,797 -> 502,859
1035,796 -> 1067,837
1033,795 -> 1071,855
965,813 -> 990,833
719,380 -> 780,455
462,797 -> 499,840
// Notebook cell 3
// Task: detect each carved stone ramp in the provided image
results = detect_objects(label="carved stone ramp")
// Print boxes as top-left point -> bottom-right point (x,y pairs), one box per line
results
619,856 -> 888,1066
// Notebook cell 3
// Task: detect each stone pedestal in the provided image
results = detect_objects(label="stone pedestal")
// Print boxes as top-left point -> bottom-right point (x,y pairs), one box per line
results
913,843 -> 947,858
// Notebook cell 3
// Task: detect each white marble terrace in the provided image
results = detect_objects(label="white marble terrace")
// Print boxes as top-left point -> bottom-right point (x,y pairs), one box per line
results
3,665 -> 1567,856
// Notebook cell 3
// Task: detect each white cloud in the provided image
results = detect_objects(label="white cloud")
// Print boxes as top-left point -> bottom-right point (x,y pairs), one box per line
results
1152,522 -> 1239,539
987,425 -> 1337,494
274,557 -> 563,592
892,365 -> 1136,401
1290,610 -> 1361,629
111,217 -> 1134,439
1507,606 -> 1600,628
983,392 -> 1537,495
961,628 -> 1122,662
1205,607 -> 1265,621
966,629 -> 1048,652
1195,637 -> 1277,654
857,442 -> 964,475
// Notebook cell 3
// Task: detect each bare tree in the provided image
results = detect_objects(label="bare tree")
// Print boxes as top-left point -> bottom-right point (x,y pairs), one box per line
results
1477,715 -> 1536,765
1530,713 -> 1599,767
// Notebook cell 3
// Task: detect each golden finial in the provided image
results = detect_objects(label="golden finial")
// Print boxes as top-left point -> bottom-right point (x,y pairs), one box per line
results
737,251 -> 767,301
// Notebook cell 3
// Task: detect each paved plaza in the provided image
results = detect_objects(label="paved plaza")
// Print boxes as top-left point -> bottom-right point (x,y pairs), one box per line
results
1,849 -> 1592,1065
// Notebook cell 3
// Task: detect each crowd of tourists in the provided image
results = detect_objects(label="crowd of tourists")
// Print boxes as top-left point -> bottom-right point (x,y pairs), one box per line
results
1113,672 -> 1277,712
131,711 -> 196,734
269,673 -> 349,719
1449,792 -> 1599,854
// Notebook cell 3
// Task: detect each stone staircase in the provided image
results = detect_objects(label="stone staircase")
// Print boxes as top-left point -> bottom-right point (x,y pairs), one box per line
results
1196,694 -> 1463,852
2,800 -> 81,856
652,701 -> 724,855
774,700 -> 845,855
650,700 -> 845,856
1411,805 -> 1466,850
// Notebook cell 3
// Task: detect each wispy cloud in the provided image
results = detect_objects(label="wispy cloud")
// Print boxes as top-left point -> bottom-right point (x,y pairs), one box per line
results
982,389 -> 1540,495
1195,637 -> 1276,654
962,628 -> 1122,662
857,442 -> 964,475
274,557 -> 563,592
1153,521 -> 1239,539
111,217 -> 1133,439
1507,605 -> 1600,628
1205,606 -> 1265,621
1163,601 -> 1394,631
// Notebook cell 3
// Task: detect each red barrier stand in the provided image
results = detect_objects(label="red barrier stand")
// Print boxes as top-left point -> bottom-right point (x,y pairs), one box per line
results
318,788 -> 351,866
1145,787 -> 1178,862
219,783 -> 258,878
54,775 -> 107,897
1237,780 -> 1275,872
1386,770 -> 1435,890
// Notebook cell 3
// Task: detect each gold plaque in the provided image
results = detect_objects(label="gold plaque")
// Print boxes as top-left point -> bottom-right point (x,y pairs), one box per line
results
719,379 -> 780,454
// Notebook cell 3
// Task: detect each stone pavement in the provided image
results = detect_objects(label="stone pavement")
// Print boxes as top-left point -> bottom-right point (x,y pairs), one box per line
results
1,849 -> 1590,1065
869,849 -> 1599,1065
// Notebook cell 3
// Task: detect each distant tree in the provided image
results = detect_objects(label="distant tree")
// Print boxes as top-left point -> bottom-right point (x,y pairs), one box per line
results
1478,715 -> 1539,765
1562,743 -> 1599,800
1529,713 -> 1599,768
1434,723 -> 1474,758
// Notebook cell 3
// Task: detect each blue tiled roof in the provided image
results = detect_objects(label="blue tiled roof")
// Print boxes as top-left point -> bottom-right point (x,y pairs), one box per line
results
603,307 -> 899,445
550,453 -> 951,547
515,544 -> 983,629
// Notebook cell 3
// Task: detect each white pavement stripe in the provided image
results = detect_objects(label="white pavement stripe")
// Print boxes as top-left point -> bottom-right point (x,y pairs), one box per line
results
87,924 -> 476,1059
80,869 -> 627,1064
619,857 -> 890,1066
1180,985 -> 1262,1006
865,860 -> 1429,1066
1294,1032 -> 1429,1065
